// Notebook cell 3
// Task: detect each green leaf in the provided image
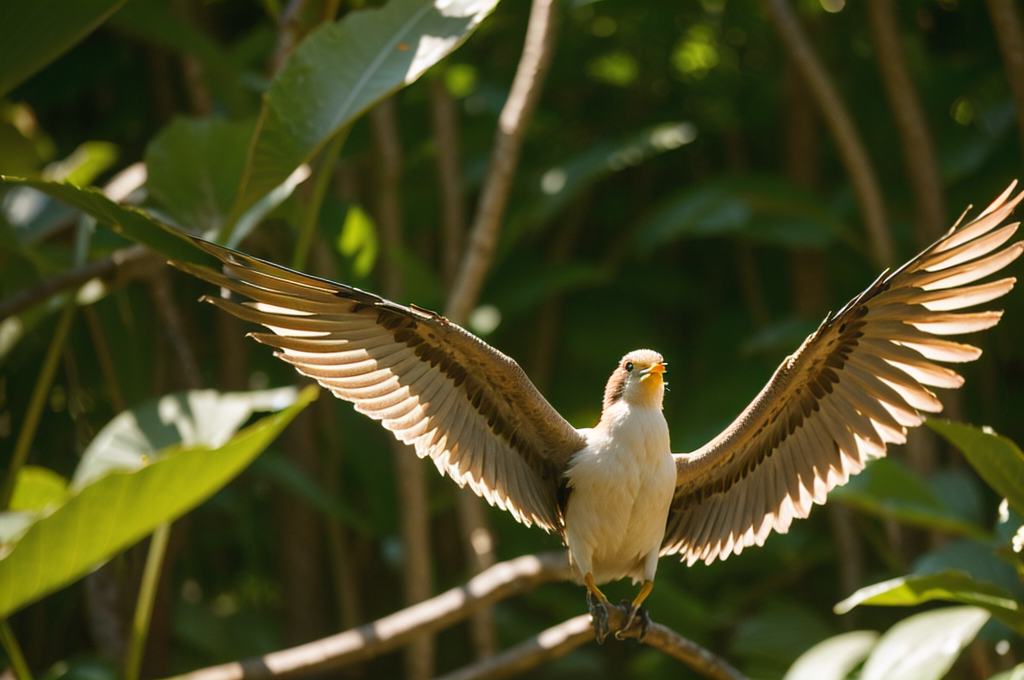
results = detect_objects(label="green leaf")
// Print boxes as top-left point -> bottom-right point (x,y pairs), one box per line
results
830,458 -> 989,541
927,419 -> 1024,518
227,0 -> 499,233
0,385 -> 318,619
145,117 -> 255,235
0,176 -> 217,266
0,0 -> 128,97
860,606 -> 990,680
783,630 -> 879,680
988,663 -> 1024,680
9,466 -> 67,512
834,571 -> 1024,634
635,175 -> 848,251
47,141 -> 119,186
336,204 -> 378,277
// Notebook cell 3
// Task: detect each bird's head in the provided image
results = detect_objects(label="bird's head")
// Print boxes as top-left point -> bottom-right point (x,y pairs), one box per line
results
602,349 -> 667,412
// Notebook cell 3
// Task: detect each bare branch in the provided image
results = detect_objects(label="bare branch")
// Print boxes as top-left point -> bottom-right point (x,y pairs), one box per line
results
370,95 -> 436,680
603,608 -> 749,680
148,269 -> 203,390
434,615 -> 593,680
429,75 -> 467,290
764,0 -> 894,267
986,0 -> 1024,161
163,553 -> 571,680
867,0 -> 946,244
445,0 -> 560,324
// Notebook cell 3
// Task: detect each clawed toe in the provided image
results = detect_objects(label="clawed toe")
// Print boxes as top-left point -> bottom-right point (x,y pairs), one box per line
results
615,601 -> 651,642
587,591 -> 612,644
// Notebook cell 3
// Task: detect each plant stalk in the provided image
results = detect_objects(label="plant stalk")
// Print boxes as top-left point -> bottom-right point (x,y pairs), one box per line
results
292,128 -> 348,271
0,302 -> 76,509
0,619 -> 33,680
124,523 -> 172,680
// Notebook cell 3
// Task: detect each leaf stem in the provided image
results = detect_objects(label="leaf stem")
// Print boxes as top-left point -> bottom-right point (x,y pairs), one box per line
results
292,128 -> 348,271
124,522 -> 172,680
0,302 -> 76,510
0,619 -> 33,680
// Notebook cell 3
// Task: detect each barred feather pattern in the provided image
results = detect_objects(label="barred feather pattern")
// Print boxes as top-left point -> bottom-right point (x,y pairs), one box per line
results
663,182 -> 1024,566
172,241 -> 586,533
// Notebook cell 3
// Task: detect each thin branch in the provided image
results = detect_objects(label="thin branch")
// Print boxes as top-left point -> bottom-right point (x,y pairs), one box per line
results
0,620 -> 33,680
986,0 -> 1024,161
371,95 -> 435,680
162,553 -> 571,680
433,615 -> 593,680
867,0 -> 946,245
444,0 -> 560,324
0,244 -> 155,321
764,0 -> 894,267
124,524 -> 172,680
429,75 -> 468,290
148,270 -> 203,390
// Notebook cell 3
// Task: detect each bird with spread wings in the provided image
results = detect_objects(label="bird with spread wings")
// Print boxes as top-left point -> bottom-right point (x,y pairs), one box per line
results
173,182 -> 1022,642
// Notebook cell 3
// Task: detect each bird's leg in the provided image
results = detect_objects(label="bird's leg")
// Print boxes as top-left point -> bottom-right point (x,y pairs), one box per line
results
584,573 -> 613,644
616,580 -> 654,641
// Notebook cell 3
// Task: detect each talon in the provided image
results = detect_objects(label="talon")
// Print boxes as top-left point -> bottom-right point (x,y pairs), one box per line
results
587,591 -> 611,644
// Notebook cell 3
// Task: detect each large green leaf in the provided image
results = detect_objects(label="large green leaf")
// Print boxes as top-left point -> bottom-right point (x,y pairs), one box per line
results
860,606 -> 990,680
0,385 -> 318,618
0,176 -> 217,266
834,571 -> 1024,634
145,118 -> 255,235
783,630 -> 879,680
927,419 -> 1024,518
0,0 -> 127,97
227,0 -> 499,232
634,175 -> 850,251
830,458 -> 989,541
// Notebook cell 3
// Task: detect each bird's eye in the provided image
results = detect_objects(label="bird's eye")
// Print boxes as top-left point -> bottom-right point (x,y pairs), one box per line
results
625,361 -> 634,372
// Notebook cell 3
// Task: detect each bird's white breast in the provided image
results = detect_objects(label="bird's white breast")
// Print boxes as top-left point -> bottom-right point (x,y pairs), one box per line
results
564,402 -> 676,585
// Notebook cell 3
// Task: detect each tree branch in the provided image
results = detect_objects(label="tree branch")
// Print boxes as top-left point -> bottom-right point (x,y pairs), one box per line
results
764,0 -> 894,267
444,0 -> 559,324
371,95 -> 436,680
163,553 -> 571,680
986,0 -> 1024,162
433,615 -> 593,680
867,0 -> 946,245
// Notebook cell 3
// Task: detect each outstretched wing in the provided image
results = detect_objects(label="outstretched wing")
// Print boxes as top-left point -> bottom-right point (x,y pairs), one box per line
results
663,183 -> 1023,566
173,238 -> 586,532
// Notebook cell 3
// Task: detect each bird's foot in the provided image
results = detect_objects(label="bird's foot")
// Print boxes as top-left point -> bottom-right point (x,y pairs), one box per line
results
615,599 -> 652,642
587,591 -> 612,644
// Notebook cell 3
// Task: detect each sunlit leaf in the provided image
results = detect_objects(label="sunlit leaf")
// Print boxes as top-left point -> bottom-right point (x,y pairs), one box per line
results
227,0 -> 499,233
337,204 -> 378,277
860,606 -> 990,680
0,385 -> 318,618
783,630 -> 878,680
927,419 -> 1024,518
44,141 -> 119,187
0,176 -> 217,265
0,0 -> 127,97
9,466 -> 67,512
835,571 -> 1024,634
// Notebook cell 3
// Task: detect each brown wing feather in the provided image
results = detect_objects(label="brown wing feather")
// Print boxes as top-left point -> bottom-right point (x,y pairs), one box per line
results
663,182 -> 1023,566
172,238 -> 586,532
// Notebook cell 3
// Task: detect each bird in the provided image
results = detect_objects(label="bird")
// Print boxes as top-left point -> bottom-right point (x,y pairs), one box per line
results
172,182 -> 1023,643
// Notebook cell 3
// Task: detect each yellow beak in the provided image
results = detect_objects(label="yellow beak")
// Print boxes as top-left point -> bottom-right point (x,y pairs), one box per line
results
640,362 -> 667,380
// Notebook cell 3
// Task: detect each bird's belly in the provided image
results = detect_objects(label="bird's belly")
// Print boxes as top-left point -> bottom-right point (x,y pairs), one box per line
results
564,447 -> 676,585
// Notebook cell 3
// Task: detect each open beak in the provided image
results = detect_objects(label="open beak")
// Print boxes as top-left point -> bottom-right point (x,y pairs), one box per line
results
640,362 -> 667,380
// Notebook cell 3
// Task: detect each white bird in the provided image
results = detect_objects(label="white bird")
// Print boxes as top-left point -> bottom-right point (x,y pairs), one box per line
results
173,182 -> 1023,642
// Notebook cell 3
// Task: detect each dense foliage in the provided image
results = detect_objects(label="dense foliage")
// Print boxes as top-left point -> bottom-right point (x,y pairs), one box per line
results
1,1 -> 1023,679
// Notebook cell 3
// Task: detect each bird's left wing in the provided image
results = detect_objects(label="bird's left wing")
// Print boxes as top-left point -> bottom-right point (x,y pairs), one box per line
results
662,183 -> 1023,566
172,238 -> 587,533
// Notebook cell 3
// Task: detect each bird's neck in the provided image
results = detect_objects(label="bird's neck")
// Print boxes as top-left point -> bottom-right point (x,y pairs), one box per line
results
597,399 -> 665,435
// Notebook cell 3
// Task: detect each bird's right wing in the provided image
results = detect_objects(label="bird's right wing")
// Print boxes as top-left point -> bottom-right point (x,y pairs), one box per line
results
662,182 -> 1023,566
173,239 -> 587,533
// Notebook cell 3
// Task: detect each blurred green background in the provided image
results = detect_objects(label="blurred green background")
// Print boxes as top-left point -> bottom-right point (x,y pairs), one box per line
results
1,1 -> 1023,679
